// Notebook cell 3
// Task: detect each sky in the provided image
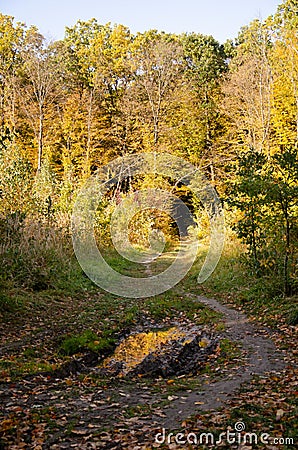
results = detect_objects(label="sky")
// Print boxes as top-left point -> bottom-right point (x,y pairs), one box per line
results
1,0 -> 282,43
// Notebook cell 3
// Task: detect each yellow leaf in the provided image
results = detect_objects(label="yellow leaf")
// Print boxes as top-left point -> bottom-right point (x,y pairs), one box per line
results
199,338 -> 210,348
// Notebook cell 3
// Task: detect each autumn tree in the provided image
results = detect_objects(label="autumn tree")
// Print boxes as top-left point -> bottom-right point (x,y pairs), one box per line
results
177,33 -> 226,174
128,31 -> 185,150
221,19 -> 273,156
221,4 -> 298,294
269,0 -> 298,147
0,14 -> 25,138
60,20 -> 134,181
20,28 -> 63,171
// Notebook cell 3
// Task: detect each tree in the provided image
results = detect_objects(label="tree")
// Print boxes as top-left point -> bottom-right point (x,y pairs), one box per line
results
20,28 -> 63,171
62,20 -> 133,178
129,31 -> 185,149
221,20 -> 273,156
0,14 -> 25,136
0,140 -> 33,215
228,147 -> 269,271
229,145 -> 298,295
179,33 -> 226,173
269,1 -> 298,147
269,146 -> 298,295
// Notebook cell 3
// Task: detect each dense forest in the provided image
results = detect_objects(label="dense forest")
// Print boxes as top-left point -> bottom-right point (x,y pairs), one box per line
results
0,1 -> 297,448
0,0 -> 297,298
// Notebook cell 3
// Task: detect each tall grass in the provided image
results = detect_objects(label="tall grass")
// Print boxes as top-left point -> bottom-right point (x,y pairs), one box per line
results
0,212 -> 81,294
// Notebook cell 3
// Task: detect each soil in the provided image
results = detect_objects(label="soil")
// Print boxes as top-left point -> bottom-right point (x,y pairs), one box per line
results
0,294 -> 289,448
158,294 -> 286,428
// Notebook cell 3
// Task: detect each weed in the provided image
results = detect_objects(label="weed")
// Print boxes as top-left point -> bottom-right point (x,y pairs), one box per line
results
23,348 -> 38,358
123,403 -> 153,418
215,322 -> 226,332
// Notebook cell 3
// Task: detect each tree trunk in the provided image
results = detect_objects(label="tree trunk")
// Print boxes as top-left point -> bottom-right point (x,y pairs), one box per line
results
284,208 -> 291,296
37,107 -> 44,172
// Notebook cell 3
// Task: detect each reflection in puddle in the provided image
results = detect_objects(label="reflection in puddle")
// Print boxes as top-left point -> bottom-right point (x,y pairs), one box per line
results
102,326 -> 199,375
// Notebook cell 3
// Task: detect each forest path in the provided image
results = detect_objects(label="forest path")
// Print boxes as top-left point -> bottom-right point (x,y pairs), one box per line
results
0,293 -> 293,449
158,294 -> 286,428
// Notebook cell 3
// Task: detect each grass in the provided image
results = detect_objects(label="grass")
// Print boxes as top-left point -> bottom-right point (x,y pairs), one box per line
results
1,217 -> 296,450
0,224 -> 296,381
182,236 -> 297,328
1,227 -> 295,448
0,291 -> 24,313
58,330 -> 115,356
0,357 -> 55,379
144,291 -> 220,323
122,403 -> 153,419
0,239 -> 223,380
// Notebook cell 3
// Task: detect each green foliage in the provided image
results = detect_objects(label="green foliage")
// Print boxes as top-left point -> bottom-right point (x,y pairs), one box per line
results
227,148 -> 269,269
59,330 -> 115,356
182,33 -> 227,83
0,212 -> 78,293
0,140 -> 33,214
187,239 -> 294,327
228,146 -> 298,294
178,33 -> 227,163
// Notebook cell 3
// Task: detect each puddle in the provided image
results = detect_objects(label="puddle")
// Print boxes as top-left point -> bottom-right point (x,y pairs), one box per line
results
101,326 -> 215,377
102,327 -> 184,375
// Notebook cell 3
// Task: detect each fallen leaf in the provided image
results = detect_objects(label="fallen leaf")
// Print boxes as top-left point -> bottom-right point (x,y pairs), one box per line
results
276,409 -> 284,421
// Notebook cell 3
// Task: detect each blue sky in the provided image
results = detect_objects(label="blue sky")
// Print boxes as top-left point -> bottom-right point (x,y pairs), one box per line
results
1,0 -> 281,43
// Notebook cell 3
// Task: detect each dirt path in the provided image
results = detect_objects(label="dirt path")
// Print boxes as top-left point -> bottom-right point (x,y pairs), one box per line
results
0,295 -> 290,448
157,295 -> 286,428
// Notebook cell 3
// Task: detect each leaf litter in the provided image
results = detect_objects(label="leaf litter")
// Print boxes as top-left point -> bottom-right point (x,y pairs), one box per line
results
0,294 -> 296,449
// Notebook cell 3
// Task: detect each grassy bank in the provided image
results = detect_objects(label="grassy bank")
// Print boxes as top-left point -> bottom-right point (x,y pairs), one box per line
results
183,237 -> 298,329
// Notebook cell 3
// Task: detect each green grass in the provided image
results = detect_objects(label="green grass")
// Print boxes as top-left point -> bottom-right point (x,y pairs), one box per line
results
144,291 -> 221,323
1,231 -> 296,449
58,330 -> 115,356
287,307 -> 298,325
182,238 -> 297,327
0,292 -> 24,312
0,243 -> 223,379
0,358 -> 55,378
